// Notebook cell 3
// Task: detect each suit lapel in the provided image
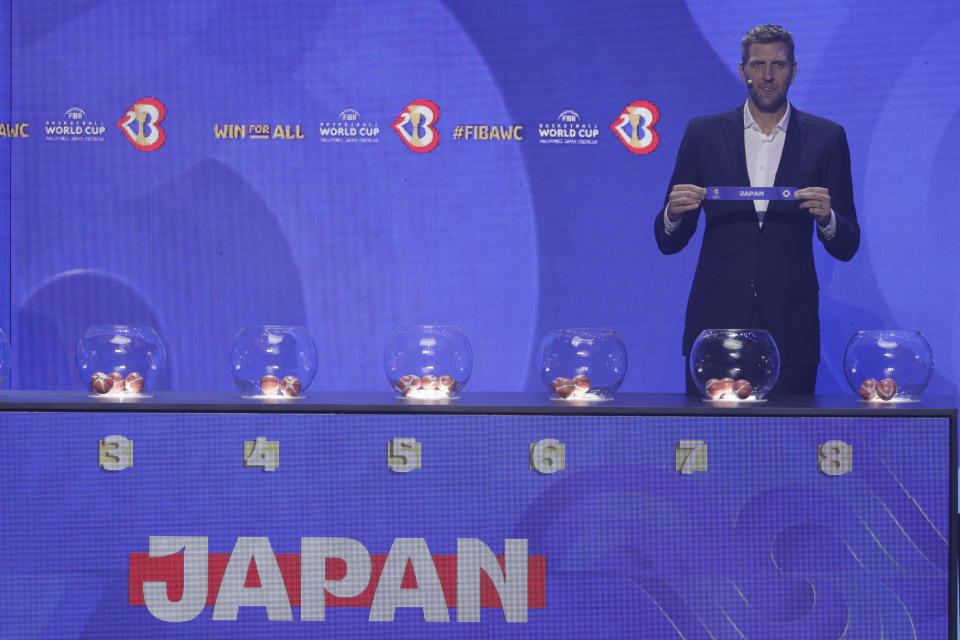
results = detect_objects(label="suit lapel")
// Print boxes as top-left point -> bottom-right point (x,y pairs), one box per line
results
757,106 -> 805,236
721,107 -> 749,185
770,107 -> 805,213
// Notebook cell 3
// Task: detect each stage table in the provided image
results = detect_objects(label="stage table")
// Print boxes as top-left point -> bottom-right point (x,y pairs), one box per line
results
0,391 -> 955,639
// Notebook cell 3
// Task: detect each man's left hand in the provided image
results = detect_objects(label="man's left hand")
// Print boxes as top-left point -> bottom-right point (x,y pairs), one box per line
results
795,187 -> 831,226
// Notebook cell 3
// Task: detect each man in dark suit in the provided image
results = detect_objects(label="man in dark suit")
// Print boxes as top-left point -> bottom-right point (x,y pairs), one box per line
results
654,24 -> 859,395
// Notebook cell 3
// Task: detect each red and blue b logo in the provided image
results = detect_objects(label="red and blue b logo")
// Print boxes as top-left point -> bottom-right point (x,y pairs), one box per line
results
117,98 -> 166,151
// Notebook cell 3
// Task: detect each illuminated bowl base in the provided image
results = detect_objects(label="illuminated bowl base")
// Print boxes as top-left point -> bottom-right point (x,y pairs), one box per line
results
857,396 -> 919,404
89,392 -> 153,400
242,393 -> 304,400
396,389 -> 458,401
702,396 -> 767,404
550,393 -> 613,402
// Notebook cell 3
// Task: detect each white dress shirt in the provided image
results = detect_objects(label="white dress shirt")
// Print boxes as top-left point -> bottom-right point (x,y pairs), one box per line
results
744,100 -> 789,224
664,101 -> 836,239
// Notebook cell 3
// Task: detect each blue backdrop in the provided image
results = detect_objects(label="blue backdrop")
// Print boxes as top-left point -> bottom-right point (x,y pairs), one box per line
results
2,0 -> 959,394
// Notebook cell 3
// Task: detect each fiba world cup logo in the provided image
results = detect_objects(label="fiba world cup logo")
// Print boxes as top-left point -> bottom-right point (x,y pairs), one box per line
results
117,98 -> 166,151
610,100 -> 659,154
392,100 -> 440,152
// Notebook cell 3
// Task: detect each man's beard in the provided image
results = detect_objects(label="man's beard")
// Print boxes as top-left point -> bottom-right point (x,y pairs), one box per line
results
749,83 -> 789,113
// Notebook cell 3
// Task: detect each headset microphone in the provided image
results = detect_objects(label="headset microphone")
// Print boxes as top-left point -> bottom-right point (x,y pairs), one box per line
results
746,79 -> 753,84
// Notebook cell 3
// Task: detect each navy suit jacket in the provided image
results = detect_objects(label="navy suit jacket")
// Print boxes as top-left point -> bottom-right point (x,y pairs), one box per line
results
653,105 -> 859,366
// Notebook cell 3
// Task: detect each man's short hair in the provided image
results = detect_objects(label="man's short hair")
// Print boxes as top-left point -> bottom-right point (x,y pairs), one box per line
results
741,24 -> 795,65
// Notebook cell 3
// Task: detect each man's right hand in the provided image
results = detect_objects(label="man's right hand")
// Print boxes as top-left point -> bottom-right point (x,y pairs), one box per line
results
667,184 -> 707,221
